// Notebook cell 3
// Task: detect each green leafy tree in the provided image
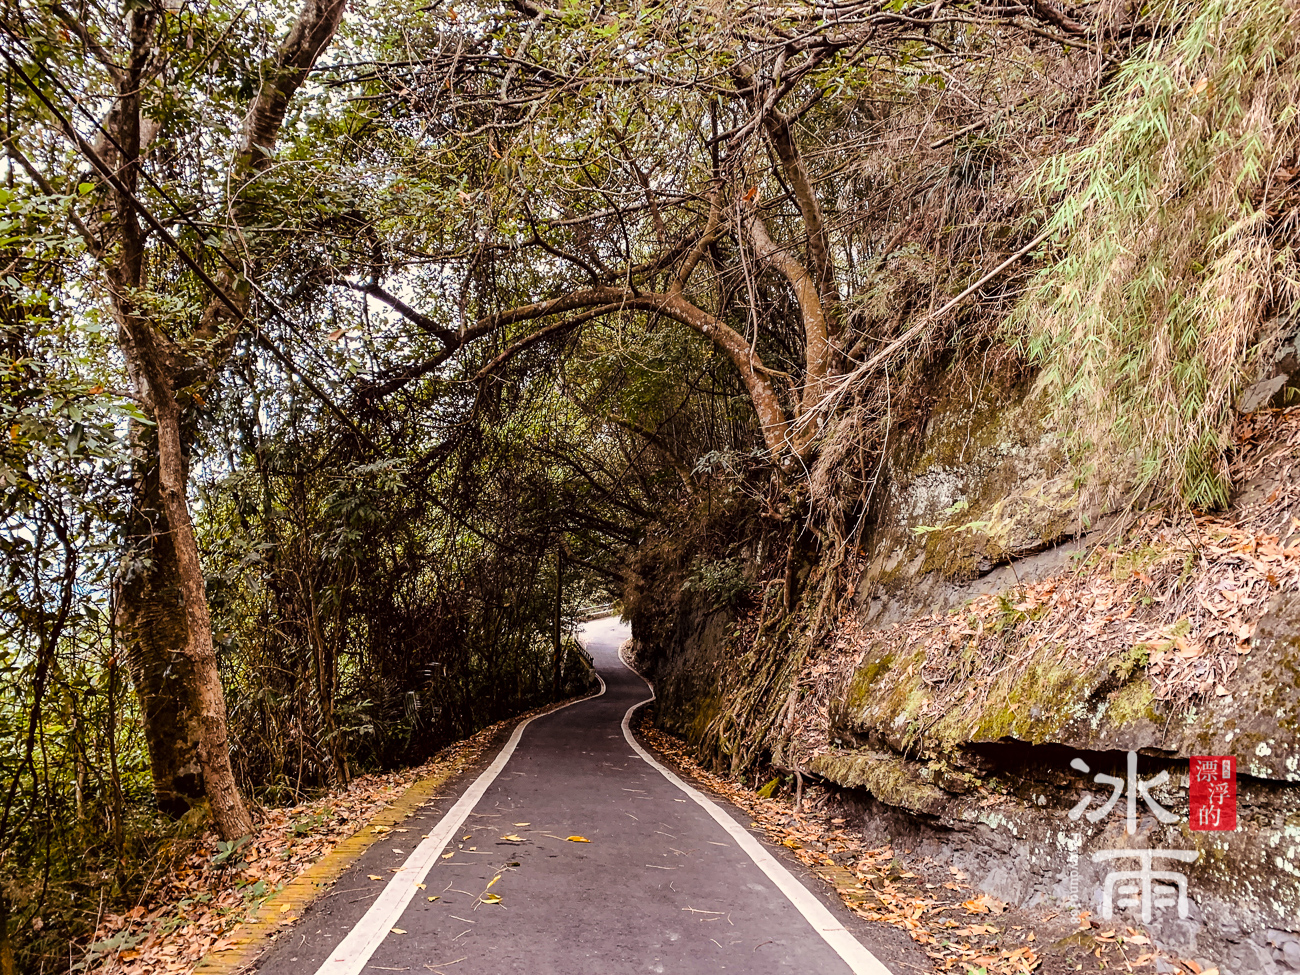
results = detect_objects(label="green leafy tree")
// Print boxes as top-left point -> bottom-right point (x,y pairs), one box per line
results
3,0 -> 345,838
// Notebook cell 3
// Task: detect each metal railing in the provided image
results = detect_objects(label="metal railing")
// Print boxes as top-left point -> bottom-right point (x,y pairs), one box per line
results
574,601 -> 617,621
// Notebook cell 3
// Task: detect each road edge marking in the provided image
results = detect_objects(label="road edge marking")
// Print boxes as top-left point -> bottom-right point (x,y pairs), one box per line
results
192,767 -> 460,975
616,662 -> 895,975
309,673 -> 607,975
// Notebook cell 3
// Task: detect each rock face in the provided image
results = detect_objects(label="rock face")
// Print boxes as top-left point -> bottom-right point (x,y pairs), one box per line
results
1237,321 -> 1300,413
817,585 -> 1300,968
628,361 -> 1300,973
795,378 -> 1300,969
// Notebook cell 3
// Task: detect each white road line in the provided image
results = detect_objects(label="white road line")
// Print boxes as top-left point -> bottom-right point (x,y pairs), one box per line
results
616,657 -> 895,975
311,618 -> 890,975
310,674 -> 607,975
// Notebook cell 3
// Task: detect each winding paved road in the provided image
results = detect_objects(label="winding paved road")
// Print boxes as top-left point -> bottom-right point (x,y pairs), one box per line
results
256,618 -> 897,975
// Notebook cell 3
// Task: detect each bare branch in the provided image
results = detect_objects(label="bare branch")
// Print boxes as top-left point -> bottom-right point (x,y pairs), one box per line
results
349,281 -> 459,346
474,307 -> 616,381
761,108 -> 841,324
1027,0 -> 1087,36
466,286 -> 793,459
671,186 -> 721,296
606,415 -> 698,496
743,202 -> 831,425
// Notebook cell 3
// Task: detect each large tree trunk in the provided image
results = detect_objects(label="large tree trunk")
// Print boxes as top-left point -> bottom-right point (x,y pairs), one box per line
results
101,4 -> 252,840
116,449 -> 205,816
113,304 -> 254,839
98,0 -> 344,840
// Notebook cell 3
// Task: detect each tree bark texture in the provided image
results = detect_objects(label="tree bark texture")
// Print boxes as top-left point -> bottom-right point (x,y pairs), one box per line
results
116,451 -> 205,816
744,207 -> 831,433
93,4 -> 253,838
113,282 -> 256,839
106,0 -> 345,839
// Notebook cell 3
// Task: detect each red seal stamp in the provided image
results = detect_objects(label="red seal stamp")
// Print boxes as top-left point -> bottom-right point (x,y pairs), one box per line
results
1189,756 -> 1236,831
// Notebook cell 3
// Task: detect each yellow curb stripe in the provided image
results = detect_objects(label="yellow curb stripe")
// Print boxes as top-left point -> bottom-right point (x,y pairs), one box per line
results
309,673 -> 608,975
192,770 -> 457,975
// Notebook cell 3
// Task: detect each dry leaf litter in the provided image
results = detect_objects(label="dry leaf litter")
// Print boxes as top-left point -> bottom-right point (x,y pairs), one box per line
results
783,408 -> 1300,771
83,712 -> 521,975
641,713 -> 1177,974
632,409 -> 1300,974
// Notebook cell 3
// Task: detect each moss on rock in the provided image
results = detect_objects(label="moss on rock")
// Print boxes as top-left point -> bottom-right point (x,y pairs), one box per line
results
810,750 -> 949,816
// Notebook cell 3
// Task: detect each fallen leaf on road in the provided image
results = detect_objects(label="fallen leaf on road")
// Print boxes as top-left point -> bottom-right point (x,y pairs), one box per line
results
368,875 -> 384,881
513,822 -> 530,826
390,927 -> 406,935
480,893 -> 502,904
440,852 -> 454,859
427,895 -> 440,902
500,834 -> 524,842
69,713 -> 523,975
424,956 -> 468,970
566,836 -> 590,842
415,883 -> 426,889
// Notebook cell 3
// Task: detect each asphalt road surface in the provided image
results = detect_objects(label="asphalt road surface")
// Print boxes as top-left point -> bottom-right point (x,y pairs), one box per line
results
256,617 -> 898,975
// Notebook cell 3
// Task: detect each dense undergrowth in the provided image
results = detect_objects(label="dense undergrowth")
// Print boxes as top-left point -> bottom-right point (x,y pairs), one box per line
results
1,322 -> 610,969
5,0 -> 1300,970
630,0 -> 1300,783
1019,0 -> 1300,508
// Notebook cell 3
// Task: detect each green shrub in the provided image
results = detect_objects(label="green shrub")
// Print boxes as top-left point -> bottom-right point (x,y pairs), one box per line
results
681,558 -> 752,608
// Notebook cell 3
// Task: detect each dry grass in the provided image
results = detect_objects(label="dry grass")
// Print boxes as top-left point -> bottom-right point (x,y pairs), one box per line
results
799,27 -> 1103,570
1016,0 -> 1300,508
